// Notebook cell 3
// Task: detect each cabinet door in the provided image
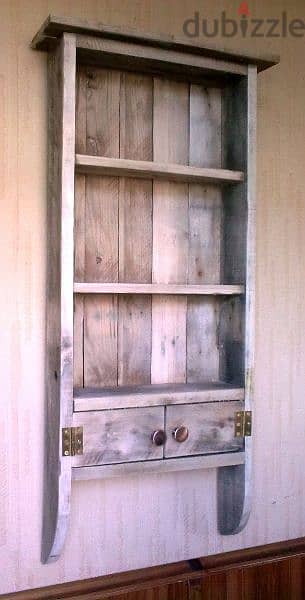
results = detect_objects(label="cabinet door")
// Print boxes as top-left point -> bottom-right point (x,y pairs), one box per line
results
73,407 -> 164,466
164,402 -> 243,458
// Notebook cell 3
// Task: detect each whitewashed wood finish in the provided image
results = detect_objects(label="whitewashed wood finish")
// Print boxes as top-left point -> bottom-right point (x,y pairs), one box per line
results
75,154 -> 244,184
74,283 -> 244,295
187,85 -> 223,384
76,33 -> 248,77
0,4 -> 289,592
118,72 -> 153,386
151,79 -> 188,386
165,402 -> 244,458
74,382 -> 245,411
42,34 -> 76,564
72,408 -> 164,466
73,451 -> 245,481
217,67 -> 257,535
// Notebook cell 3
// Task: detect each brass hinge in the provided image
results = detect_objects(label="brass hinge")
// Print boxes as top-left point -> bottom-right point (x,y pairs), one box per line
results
234,411 -> 252,438
62,427 -> 83,456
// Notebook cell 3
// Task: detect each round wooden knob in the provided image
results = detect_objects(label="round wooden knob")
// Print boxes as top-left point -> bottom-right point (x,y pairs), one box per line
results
151,430 -> 166,446
173,426 -> 189,443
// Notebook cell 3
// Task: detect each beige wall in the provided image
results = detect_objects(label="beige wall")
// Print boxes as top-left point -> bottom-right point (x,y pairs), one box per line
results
1,0 -> 305,593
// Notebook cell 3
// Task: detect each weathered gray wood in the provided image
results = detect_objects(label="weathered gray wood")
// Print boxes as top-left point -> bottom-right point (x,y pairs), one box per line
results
31,15 -> 280,72
217,65 -> 257,535
75,34 -> 248,78
74,382 -> 244,411
187,84 -> 223,384
74,283 -> 244,295
165,401 -> 244,458
72,452 -> 245,481
75,154 -> 244,184
82,67 -> 120,388
72,408 -> 165,466
118,72 -> 153,386
73,69 -> 87,387
42,33 -> 76,564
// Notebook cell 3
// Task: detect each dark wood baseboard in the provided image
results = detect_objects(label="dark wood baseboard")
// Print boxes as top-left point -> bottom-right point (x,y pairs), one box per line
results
3,537 -> 305,599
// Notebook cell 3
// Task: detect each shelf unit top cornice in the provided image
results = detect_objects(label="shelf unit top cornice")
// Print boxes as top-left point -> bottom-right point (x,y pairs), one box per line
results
31,14 -> 279,73
75,155 -> 244,184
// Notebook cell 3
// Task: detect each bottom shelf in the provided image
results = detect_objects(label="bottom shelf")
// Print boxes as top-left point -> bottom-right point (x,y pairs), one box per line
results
74,381 -> 244,411
72,451 -> 245,481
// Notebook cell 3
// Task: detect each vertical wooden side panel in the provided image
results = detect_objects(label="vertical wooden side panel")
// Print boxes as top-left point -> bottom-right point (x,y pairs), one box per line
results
187,85 -> 222,383
74,68 -> 87,387
42,34 -> 76,564
151,79 -> 189,385
118,73 -> 153,385
217,66 -> 257,535
83,69 -> 120,388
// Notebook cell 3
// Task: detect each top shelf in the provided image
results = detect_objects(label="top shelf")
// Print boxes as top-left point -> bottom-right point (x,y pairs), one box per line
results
75,155 -> 244,185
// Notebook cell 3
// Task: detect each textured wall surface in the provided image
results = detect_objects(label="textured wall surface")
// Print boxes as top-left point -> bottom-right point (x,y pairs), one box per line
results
0,0 -> 305,594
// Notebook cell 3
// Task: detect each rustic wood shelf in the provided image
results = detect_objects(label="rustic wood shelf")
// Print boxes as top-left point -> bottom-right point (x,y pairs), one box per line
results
74,382 -> 245,411
34,14 -> 278,563
73,283 -> 245,295
72,451 -> 245,481
75,154 -> 244,184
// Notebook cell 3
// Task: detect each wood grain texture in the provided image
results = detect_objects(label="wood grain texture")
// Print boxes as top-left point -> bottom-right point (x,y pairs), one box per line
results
42,33 -> 76,564
81,67 -> 120,388
72,408 -> 164,466
165,402 -> 244,458
217,66 -> 257,536
31,15 -> 280,72
1,1 -> 303,594
151,78 -> 189,386
74,283 -> 244,295
74,382 -> 244,411
75,155 -> 244,184
72,458 -> 244,484
187,84 -> 223,385
75,33 -> 248,77
73,452 -> 245,480
118,72 -> 153,386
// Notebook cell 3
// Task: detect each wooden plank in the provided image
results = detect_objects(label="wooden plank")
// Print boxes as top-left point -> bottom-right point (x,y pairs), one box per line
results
75,155 -> 244,184
83,68 -> 120,388
165,401 -> 244,458
152,79 -> 188,387
73,382 -> 245,411
187,84 -> 223,385
217,66 -> 257,535
74,283 -> 244,295
42,33 -> 76,564
74,68 -> 87,387
83,177 -> 119,387
118,72 -> 153,386
31,15 -> 280,72
72,408 -> 165,466
72,452 -> 245,480
75,35 -> 248,78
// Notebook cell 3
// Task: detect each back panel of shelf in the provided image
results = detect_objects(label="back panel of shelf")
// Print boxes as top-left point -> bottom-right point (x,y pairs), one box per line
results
73,64 -> 247,391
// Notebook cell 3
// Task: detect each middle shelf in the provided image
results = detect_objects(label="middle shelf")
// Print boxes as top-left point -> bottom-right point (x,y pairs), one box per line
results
74,283 -> 245,295
75,154 -> 245,185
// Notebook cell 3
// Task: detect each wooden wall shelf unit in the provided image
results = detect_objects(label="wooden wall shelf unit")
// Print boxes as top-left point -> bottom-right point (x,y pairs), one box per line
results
32,15 -> 279,564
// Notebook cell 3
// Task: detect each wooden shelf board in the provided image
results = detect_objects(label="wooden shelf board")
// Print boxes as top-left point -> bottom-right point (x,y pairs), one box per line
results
75,154 -> 244,184
72,452 -> 245,480
74,382 -> 245,411
74,283 -> 244,296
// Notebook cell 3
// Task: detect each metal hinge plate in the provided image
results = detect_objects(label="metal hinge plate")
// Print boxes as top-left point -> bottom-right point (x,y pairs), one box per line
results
62,426 -> 83,456
235,411 -> 252,438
